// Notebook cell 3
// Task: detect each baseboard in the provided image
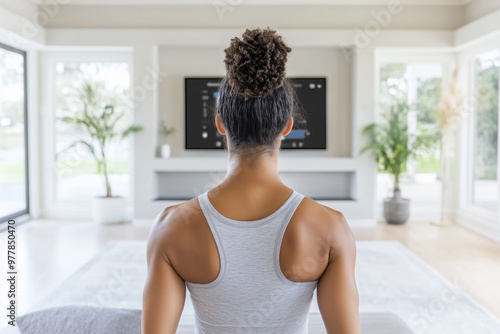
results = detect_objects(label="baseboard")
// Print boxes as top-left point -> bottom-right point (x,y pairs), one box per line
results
0,214 -> 31,232
43,203 -> 134,222
375,206 -> 454,223
348,219 -> 377,228
457,209 -> 500,243
132,218 -> 154,227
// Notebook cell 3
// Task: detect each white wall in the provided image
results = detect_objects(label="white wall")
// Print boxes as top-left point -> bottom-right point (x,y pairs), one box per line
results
158,46 -> 353,158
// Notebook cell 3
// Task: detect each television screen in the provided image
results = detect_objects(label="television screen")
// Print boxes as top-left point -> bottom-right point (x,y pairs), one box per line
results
185,77 -> 326,149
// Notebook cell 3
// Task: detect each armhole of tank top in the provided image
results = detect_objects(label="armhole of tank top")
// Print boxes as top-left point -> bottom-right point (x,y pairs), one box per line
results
274,193 -> 319,286
186,193 -> 226,288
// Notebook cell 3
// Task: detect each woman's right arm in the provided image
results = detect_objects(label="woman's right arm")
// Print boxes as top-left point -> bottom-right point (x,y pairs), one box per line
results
317,210 -> 360,333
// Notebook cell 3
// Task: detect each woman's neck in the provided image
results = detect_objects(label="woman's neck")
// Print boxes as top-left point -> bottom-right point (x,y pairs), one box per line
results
224,149 -> 282,186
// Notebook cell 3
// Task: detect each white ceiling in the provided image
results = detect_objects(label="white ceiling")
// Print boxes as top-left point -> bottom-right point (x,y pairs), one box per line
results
31,0 -> 474,5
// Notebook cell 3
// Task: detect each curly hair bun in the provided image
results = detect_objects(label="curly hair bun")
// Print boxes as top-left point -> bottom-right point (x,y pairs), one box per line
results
224,27 -> 292,99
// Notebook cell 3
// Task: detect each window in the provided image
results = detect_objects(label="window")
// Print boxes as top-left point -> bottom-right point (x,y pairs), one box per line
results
0,43 -> 29,223
54,61 -> 131,201
378,62 -> 443,218
380,63 -> 442,174
471,51 -> 499,213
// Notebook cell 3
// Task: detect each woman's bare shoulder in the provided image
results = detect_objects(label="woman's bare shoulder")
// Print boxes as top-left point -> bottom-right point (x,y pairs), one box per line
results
297,197 -> 354,256
298,197 -> 350,228
147,198 -> 205,257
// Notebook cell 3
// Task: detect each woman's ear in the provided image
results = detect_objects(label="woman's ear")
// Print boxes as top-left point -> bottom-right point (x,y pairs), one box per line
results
215,113 -> 226,135
282,116 -> 294,136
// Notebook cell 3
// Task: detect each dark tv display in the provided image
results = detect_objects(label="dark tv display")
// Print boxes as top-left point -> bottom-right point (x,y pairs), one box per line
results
185,77 -> 326,150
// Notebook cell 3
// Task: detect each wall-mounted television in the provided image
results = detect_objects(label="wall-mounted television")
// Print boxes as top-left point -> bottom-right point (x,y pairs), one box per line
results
185,77 -> 326,150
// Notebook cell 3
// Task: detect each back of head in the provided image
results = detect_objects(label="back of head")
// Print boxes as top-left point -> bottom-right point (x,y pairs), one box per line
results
216,27 -> 301,156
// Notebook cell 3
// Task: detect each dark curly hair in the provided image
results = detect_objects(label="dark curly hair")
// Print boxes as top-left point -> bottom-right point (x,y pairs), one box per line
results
216,27 -> 303,156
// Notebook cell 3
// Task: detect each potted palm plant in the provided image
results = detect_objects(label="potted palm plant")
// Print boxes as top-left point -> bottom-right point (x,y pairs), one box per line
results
58,80 -> 143,224
159,120 -> 176,158
360,102 -> 437,224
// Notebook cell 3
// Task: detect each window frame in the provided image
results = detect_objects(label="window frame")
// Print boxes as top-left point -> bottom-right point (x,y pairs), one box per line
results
0,42 -> 29,224
375,50 -> 456,220
41,51 -> 133,218
466,50 -> 500,219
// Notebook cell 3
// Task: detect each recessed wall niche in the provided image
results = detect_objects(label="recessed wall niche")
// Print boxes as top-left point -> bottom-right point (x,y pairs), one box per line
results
155,171 -> 356,201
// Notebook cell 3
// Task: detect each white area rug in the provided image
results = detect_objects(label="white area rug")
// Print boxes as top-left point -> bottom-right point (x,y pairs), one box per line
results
5,241 -> 500,334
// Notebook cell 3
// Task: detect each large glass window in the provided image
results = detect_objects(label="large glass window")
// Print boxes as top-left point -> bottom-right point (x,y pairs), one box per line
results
378,62 -> 443,217
0,43 -> 28,223
54,62 -> 130,201
472,51 -> 499,213
380,63 -> 442,175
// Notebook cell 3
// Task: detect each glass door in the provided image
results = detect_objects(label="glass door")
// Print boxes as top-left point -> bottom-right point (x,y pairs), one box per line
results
0,43 -> 29,223
472,51 -> 499,213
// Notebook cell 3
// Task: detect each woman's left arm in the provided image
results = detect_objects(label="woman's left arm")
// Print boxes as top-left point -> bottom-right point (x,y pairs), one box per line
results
142,208 -> 186,334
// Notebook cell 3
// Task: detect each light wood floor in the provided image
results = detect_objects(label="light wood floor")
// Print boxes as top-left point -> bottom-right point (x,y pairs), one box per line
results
0,218 -> 499,327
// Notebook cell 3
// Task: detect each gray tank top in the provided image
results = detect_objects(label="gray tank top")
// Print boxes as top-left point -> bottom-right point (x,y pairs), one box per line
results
186,189 -> 318,334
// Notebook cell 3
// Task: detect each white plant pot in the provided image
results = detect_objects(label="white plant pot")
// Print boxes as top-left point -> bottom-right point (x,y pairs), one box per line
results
161,144 -> 171,158
91,196 -> 126,224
